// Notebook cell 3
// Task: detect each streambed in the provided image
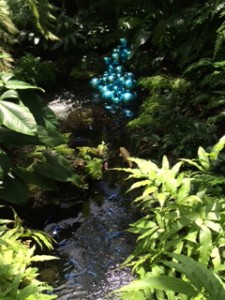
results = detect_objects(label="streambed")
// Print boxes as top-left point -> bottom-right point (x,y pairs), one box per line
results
43,87 -> 137,299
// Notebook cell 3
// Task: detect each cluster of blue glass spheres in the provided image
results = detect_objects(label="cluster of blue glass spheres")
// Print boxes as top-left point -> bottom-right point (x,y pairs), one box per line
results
90,38 -> 136,104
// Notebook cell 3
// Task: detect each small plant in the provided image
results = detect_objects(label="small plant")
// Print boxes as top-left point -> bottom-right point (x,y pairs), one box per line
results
76,142 -> 108,181
14,54 -> 57,87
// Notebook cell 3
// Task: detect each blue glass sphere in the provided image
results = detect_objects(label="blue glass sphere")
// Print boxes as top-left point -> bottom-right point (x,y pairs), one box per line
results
121,92 -> 134,102
113,97 -> 120,103
115,66 -> 123,73
108,65 -> 115,73
108,74 -> 116,83
101,85 -> 109,93
123,109 -> 134,118
127,72 -> 134,78
104,57 -> 112,65
90,37 -> 136,105
120,38 -> 127,47
90,77 -> 101,88
97,84 -> 104,91
112,52 -> 119,61
124,79 -> 135,89
102,90 -> 114,100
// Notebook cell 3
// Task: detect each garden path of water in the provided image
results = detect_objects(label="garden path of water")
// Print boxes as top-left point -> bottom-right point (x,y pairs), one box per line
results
43,87 -> 138,299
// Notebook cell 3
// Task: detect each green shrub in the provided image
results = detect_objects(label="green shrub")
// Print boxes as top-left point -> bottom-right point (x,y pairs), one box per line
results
0,72 -> 85,204
128,75 -> 219,160
14,54 -> 57,87
113,136 -> 225,299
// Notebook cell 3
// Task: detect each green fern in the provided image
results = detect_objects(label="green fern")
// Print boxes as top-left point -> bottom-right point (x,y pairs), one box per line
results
25,0 -> 58,40
0,207 -> 57,299
0,0 -> 18,70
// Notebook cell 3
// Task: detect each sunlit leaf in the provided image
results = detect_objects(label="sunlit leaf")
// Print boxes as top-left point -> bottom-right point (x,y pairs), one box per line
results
0,175 -> 29,203
164,253 -> 225,300
0,90 -> 19,100
0,101 -> 37,135
199,225 -> 212,265
198,146 -> 210,171
116,276 -> 197,297
5,80 -> 44,91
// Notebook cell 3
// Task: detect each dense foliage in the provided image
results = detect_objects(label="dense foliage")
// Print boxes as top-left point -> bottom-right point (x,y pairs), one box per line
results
2,0 -> 225,299
114,136 -> 225,299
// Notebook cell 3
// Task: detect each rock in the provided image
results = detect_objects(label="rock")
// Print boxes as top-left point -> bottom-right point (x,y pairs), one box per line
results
119,147 -> 133,168
64,106 -> 105,132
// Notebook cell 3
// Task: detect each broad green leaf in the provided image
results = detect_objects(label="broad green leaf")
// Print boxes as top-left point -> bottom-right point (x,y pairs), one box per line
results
14,167 -> 58,192
0,175 -> 29,204
0,126 -> 41,145
171,161 -> 183,175
131,28 -> 151,53
5,80 -> 44,91
0,125 -> 65,146
127,180 -> 150,193
181,158 -> 204,172
0,72 -> 14,82
174,240 -> 184,254
184,230 -> 198,243
19,91 -> 59,128
137,226 -> 160,241
32,151 -> 80,185
183,195 -> 203,205
162,155 -> 170,169
157,192 -> 168,208
0,219 -> 13,224
177,178 -> 191,203
0,101 -> 37,135
0,90 -> 19,100
205,220 -> 221,233
160,214 -> 197,243
166,253 -> 225,300
37,125 -> 66,146
210,135 -> 225,160
33,161 -> 72,182
198,147 -> 210,171
199,225 -> 212,265
116,276 -> 197,297
129,157 -> 158,175
142,186 -> 157,197
211,247 -> 221,270
114,290 -> 146,300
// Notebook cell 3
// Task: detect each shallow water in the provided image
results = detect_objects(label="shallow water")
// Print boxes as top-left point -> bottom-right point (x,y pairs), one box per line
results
43,88 -> 137,299
45,179 -> 136,299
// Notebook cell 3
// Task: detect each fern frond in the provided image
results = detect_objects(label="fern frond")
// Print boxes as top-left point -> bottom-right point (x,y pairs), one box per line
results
214,24 -> 225,58
25,0 -> 58,40
0,0 -> 18,35
0,48 -> 13,71
0,0 -> 18,49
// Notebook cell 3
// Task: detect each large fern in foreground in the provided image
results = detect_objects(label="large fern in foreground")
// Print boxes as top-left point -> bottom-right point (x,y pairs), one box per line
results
0,207 -> 57,299
0,0 -> 18,70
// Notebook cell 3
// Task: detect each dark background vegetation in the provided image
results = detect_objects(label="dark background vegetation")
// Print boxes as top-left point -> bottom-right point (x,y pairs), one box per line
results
2,1 -> 225,299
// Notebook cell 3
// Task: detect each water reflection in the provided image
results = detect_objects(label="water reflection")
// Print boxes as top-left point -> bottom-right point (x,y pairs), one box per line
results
44,88 -> 137,299
45,180 -> 135,299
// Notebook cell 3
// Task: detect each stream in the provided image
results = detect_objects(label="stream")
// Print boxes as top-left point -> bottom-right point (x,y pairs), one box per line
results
42,86 -> 137,299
